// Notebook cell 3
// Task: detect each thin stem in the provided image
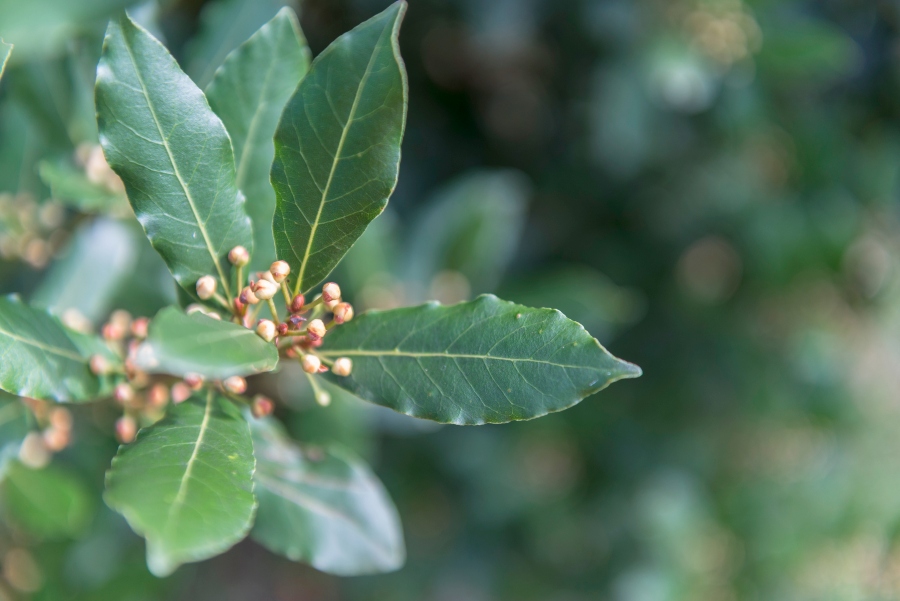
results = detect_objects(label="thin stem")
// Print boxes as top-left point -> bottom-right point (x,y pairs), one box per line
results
211,292 -> 231,313
266,299 -> 281,325
281,281 -> 292,306
235,265 -> 244,294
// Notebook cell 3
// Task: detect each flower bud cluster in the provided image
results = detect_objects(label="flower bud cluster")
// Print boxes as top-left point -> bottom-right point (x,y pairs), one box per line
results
0,192 -> 66,269
16,400 -> 73,467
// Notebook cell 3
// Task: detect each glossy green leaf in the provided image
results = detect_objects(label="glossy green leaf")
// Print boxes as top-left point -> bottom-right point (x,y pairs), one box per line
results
95,13 -> 253,300
320,295 -> 641,425
3,460 -> 93,539
104,392 -> 256,577
0,40 -> 11,82
207,8 -> 310,271
38,160 -> 127,213
186,0 -> 288,89
272,1 -> 408,296
249,416 -> 404,575
0,295 -> 118,403
0,393 -> 29,477
406,170 -> 530,300
134,306 -> 278,379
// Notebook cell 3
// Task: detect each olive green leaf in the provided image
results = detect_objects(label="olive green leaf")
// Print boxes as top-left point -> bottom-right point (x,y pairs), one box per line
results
249,416 -> 404,575
0,393 -> 30,477
319,295 -> 642,425
134,307 -> 278,379
0,40 -> 11,82
95,13 -> 253,301
38,160 -> 128,214
0,295 -> 119,403
207,7 -> 310,271
3,460 -> 93,539
272,1 -> 408,296
186,0 -> 288,89
104,392 -> 256,577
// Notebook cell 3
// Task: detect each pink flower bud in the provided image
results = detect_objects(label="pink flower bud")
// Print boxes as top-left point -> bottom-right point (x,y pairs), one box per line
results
89,354 -> 109,375
240,286 -> 259,305
290,294 -> 305,313
110,309 -> 132,330
18,432 -> 50,469
251,395 -> 275,418
259,270 -> 276,283
115,416 -> 137,444
184,373 -> 205,390
325,298 -> 341,311
114,383 -> 134,405
223,375 -> 247,395
277,322 -> 289,336
171,382 -> 191,404
196,275 -> 217,300
332,302 -> 354,324
256,319 -> 276,342
102,322 -> 126,341
42,426 -> 70,452
322,282 -> 341,302
49,407 -> 72,431
269,260 -> 290,283
306,319 -> 326,341
130,317 -> 150,339
332,357 -> 353,377
302,354 -> 322,374
228,245 -> 250,266
147,383 -> 169,409
253,279 -> 278,300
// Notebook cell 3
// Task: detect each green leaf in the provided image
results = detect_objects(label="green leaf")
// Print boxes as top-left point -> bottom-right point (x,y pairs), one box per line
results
3,460 -> 93,539
0,40 -> 11,82
0,295 -> 119,403
134,306 -> 278,379
38,160 -> 127,213
0,394 -> 30,477
104,392 -> 256,577
249,416 -> 404,575
272,1 -> 408,296
95,13 -> 253,300
207,7 -> 311,272
319,295 -> 641,425
406,169 -> 530,300
186,0 -> 288,89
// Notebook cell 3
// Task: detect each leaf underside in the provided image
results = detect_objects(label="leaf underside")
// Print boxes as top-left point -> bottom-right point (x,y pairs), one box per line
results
250,417 -> 405,575
95,13 -> 253,299
104,392 -> 257,577
319,295 -> 642,425
272,0 -> 408,295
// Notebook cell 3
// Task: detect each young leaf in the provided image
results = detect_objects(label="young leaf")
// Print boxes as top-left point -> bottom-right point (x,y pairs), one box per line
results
0,393 -> 30,477
95,13 -> 253,301
272,1 -> 408,296
0,40 -> 11,82
207,8 -> 311,271
186,0 -> 287,89
3,460 -> 93,539
104,392 -> 256,577
319,295 -> 642,425
134,307 -> 278,379
0,296 -> 119,403
249,416 -> 404,575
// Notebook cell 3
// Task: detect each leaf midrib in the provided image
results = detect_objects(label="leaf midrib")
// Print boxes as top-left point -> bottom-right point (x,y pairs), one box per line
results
318,349 -> 593,371
234,49 -> 279,193
0,323 -> 85,363
120,25 -> 231,298
292,19 -> 392,296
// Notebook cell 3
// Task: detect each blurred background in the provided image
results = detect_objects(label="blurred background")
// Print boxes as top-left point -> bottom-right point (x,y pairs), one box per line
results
2,0 -> 900,599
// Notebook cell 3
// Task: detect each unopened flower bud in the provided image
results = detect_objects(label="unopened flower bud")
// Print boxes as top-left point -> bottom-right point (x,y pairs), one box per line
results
223,375 -> 247,395
270,260 -> 290,283
290,294 -> 305,313
19,432 -> 50,469
256,319 -> 276,342
251,395 -> 275,418
315,389 -> 331,407
306,319 -> 326,341
332,357 -> 353,377
240,286 -> 259,305
131,317 -> 150,339
184,373 -> 204,390
110,309 -> 132,330
301,354 -> 322,374
115,416 -> 137,444
196,275 -> 217,300
253,278 -> 278,300
186,304 -> 206,315
322,282 -> 341,302
102,321 -> 126,341
114,383 -> 134,405
325,298 -> 341,311
42,426 -> 70,452
171,382 -> 191,404
277,322 -> 289,336
333,302 -> 354,324
259,270 -> 276,283
147,383 -> 169,409
49,407 -> 72,431
285,346 -> 299,359
228,245 -> 250,266
89,354 -> 109,375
